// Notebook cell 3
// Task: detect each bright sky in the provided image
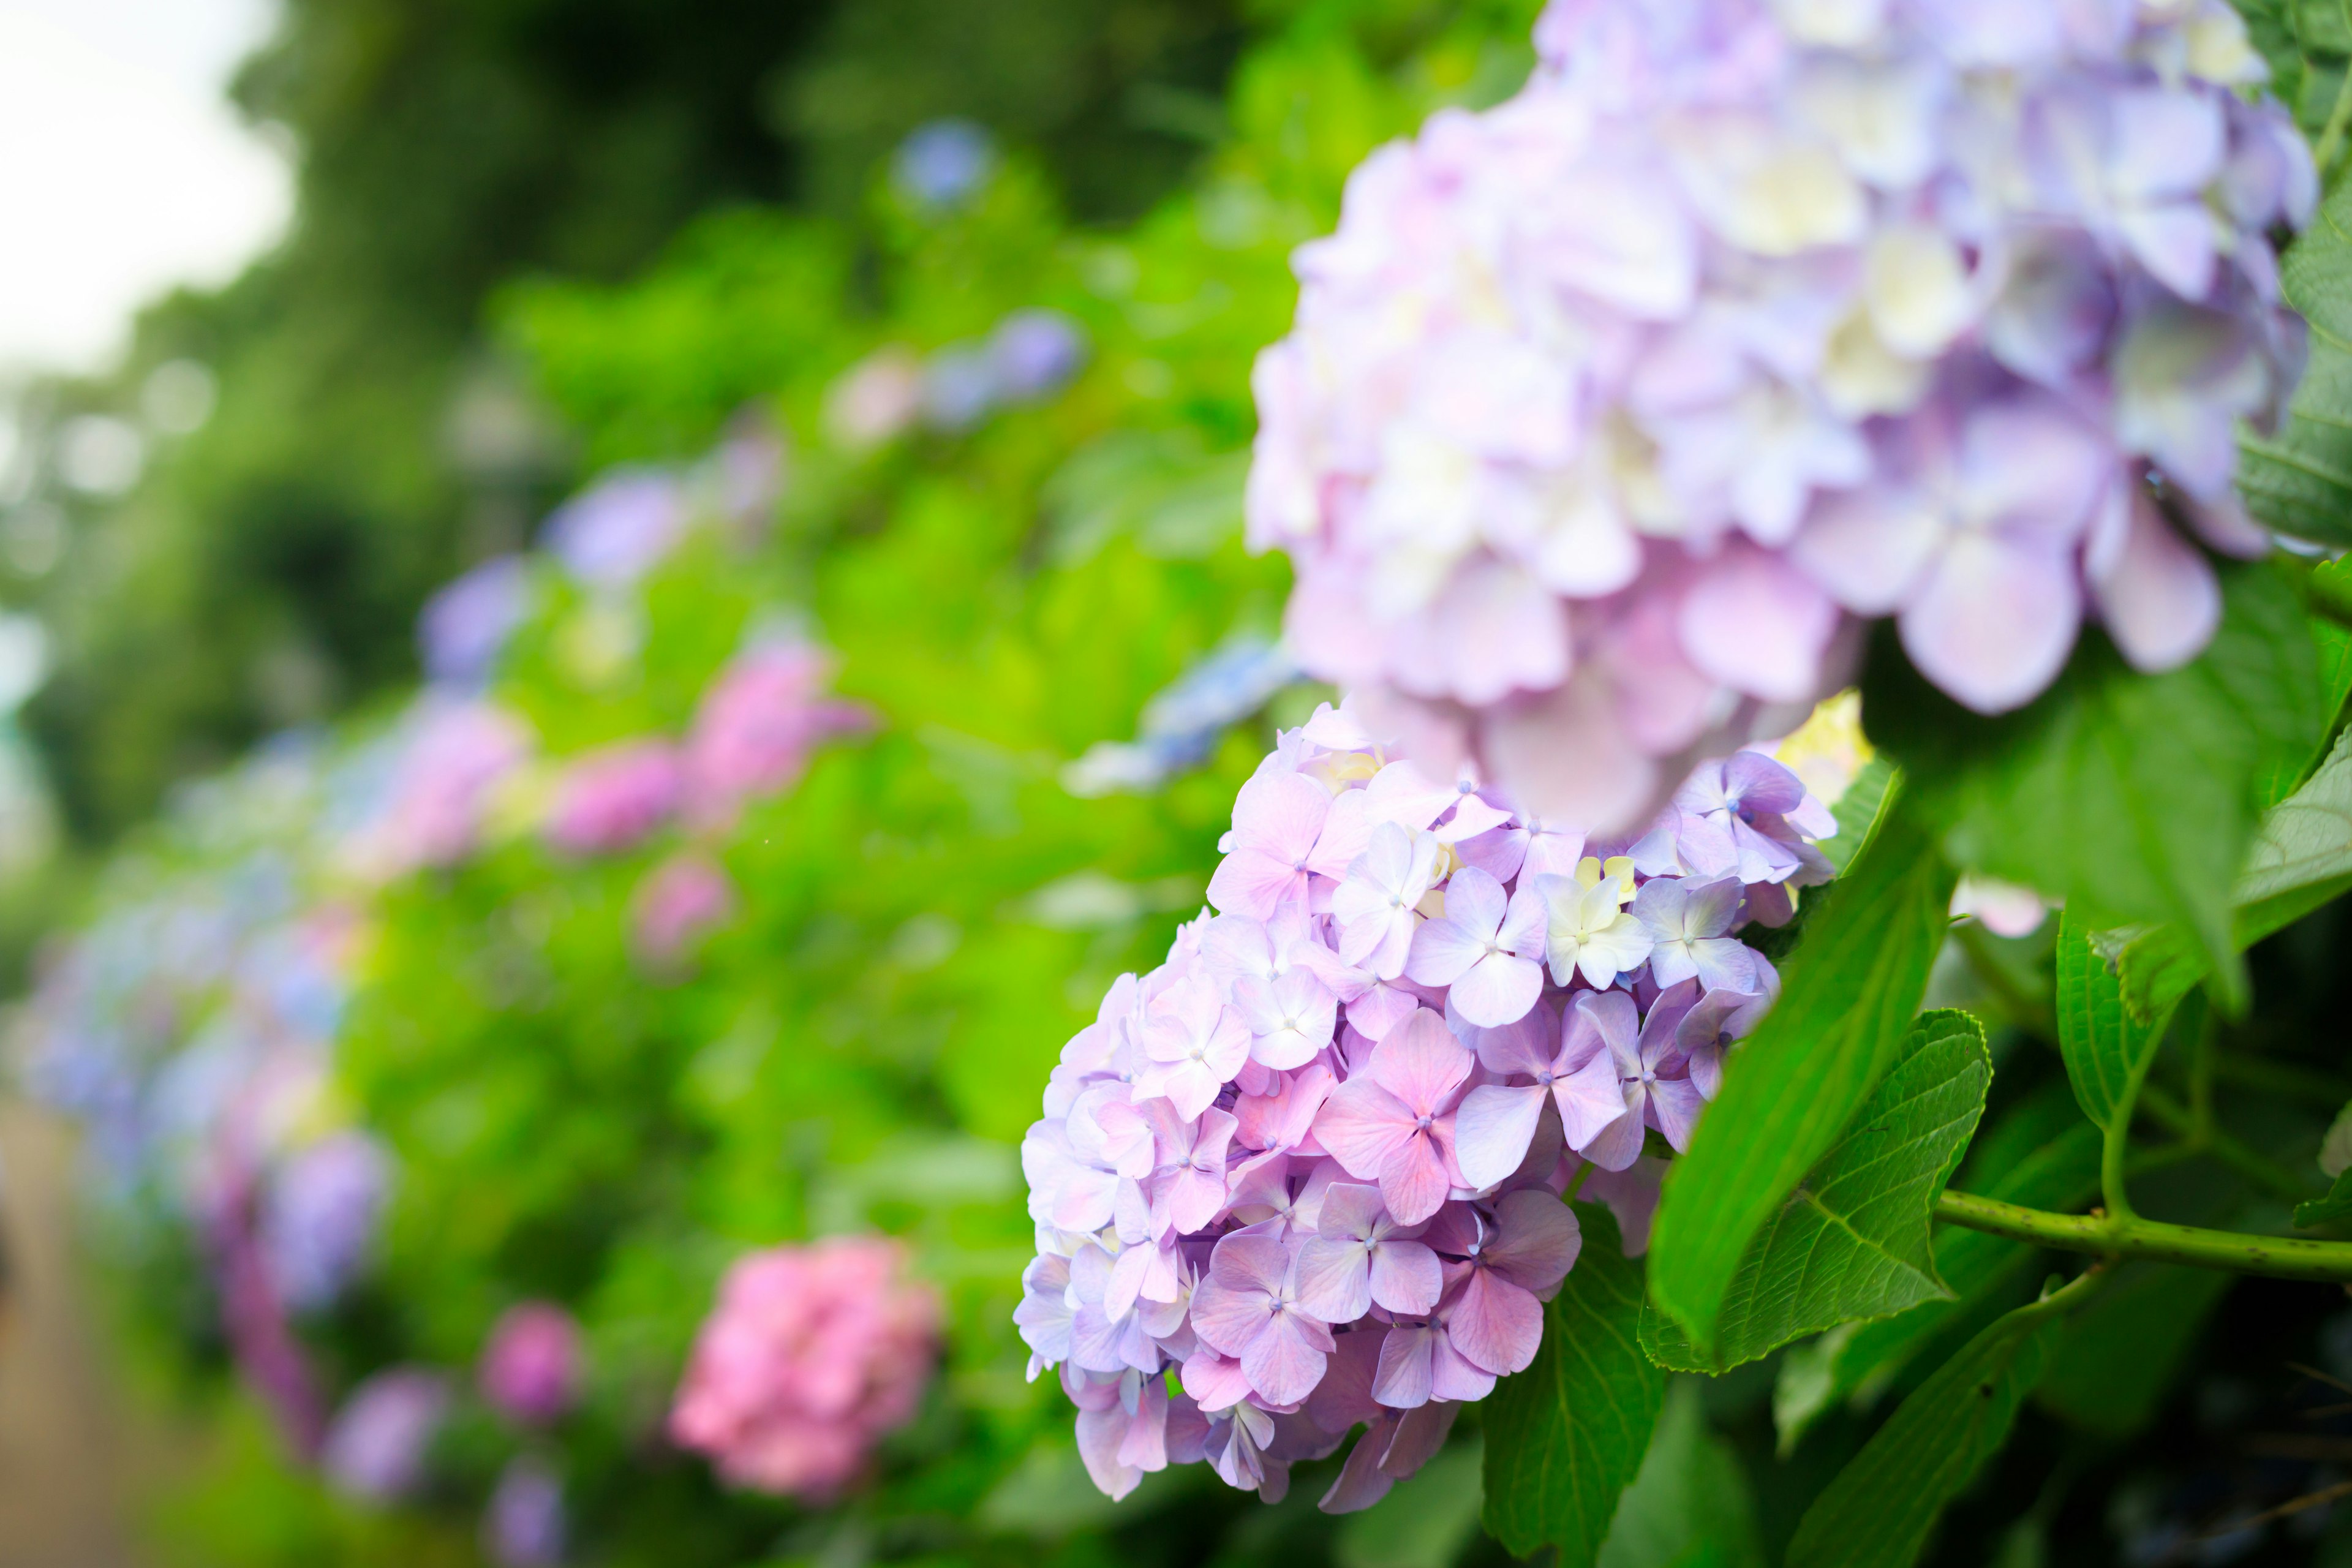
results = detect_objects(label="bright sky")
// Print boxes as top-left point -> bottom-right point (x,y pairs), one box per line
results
0,0 -> 290,375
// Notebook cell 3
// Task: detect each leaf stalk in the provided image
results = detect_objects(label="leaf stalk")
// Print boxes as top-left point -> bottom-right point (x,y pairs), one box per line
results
1934,1189 -> 2352,1283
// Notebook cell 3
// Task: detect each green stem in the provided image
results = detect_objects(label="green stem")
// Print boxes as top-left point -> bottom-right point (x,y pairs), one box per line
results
2136,1085 -> 2313,1201
2103,1055 -> 2147,1224
1936,1189 -> 2352,1283
1564,1159 -> 1597,1202
2318,40 -> 2352,185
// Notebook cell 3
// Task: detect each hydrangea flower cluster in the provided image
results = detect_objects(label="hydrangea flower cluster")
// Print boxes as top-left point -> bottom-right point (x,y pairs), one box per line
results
1017,704 -> 1830,1506
668,1237 -> 943,1500
479,1301 -> 585,1426
826,309 -> 1091,447
1249,0 -> 2311,830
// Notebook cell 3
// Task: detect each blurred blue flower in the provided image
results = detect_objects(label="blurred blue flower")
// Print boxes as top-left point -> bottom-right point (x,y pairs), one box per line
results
540,470 -> 687,590
419,556 -> 534,688
894,119 -> 994,211
1062,633 -> 1300,796
921,347 -> 1000,432
988,310 -> 1088,401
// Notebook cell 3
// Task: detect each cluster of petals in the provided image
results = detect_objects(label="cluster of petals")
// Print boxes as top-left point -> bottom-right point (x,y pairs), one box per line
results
1016,707 -> 1829,1507
668,1237 -> 943,1500
1249,0 -> 2312,830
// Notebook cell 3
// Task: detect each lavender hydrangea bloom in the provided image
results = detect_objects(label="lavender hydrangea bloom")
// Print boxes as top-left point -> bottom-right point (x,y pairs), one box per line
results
419,556 -> 533,688
322,1368 -> 451,1502
261,1130 -> 391,1312
541,470 -> 687,590
989,311 -> 1090,401
483,1456 -> 567,1568
1017,707 -> 1831,1509
894,119 -> 995,210
1250,0 -> 2310,829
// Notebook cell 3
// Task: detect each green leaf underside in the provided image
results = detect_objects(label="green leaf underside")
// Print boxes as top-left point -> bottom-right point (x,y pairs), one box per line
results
1773,1084 -> 2101,1454
2055,914 -> 2177,1129
2035,1264 -> 2234,1438
1647,787 -> 1957,1360
1785,1297 -> 2067,1568
2296,1168 -> 2352,1228
1595,1381 -> 1765,1568
1642,1012 -> 1990,1374
1861,564 -> 2322,1014
2239,180 -> 2352,548
2120,723 -> 2352,1022
1483,1204 -> 1666,1566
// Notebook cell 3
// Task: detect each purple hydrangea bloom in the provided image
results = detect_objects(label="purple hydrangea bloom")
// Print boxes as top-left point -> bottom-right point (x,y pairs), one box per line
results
543,741 -> 683,856
1249,0 -> 2309,830
480,1301 -> 584,1425
483,1456 -> 567,1568
322,1368 -> 451,1502
894,119 -> 996,210
988,310 -> 1090,401
261,1130 -> 391,1312
1017,707 -> 1830,1507
540,470 -> 688,590
418,556 -> 534,688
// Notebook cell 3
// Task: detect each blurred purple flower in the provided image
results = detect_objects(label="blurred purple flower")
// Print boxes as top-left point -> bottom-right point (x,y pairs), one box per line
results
480,1302 -> 584,1426
543,741 -> 682,855
541,470 -> 687,589
262,1131 -> 391,1313
345,698 -> 532,880
419,556 -> 533,688
322,1368 -> 451,1502
484,1456 -> 567,1568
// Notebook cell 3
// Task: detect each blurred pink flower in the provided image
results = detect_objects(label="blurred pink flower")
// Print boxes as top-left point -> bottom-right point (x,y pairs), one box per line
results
668,1237 -> 941,1500
630,853 -> 737,968
351,699 -> 532,878
544,741 -> 683,855
683,638 -> 870,831
479,1302 -> 584,1427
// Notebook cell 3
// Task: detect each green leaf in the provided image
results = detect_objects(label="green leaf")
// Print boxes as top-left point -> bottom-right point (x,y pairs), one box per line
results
1772,1083 -> 2101,1454
2295,1169 -> 2352,1228
1646,786 -> 1957,1360
2054,914 -> 2177,1129
1641,1011 -> 1989,1374
2034,1264 -> 2233,1438
1819,755 -> 1895,874
1862,563 -> 2322,1012
1596,1381 -> 1765,1568
1483,1204 -> 1667,1566
2117,724 -> 2352,1020
2239,181 -> 2352,548
1785,1289 -> 2072,1568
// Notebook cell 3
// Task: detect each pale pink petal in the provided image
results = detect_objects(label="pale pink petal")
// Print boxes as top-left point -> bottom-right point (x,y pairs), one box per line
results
1577,1101 -> 1648,1172
1379,1133 -> 1455,1226
1427,1334 -> 1499,1402
1077,1405 -> 1145,1499
1452,1084 -> 1547,1190
2088,489 -> 2220,674
1182,1349 -> 1255,1412
1371,1325 -> 1434,1409
1446,952 -> 1542,1028
1209,1234 -> 1294,1296
1316,1181 -> 1387,1243
1900,532 -> 2082,714
1678,544 -> 1841,704
1378,1400 -> 1462,1479
1368,1010 -> 1474,1115
1320,1420 -> 1400,1513
1244,1313 -> 1333,1407
1206,851 -> 1307,922
1187,1280 -> 1269,1358
1404,915 -> 1488,987
1314,1079 -> 1415,1182
1449,1268 -> 1544,1374
1649,1077 -> 1709,1153
1294,1238 -> 1373,1323
1368,1240 -> 1444,1316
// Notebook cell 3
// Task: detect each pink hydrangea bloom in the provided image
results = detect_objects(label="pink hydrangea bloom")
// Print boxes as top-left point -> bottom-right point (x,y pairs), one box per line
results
669,1237 -> 942,1501
543,741 -> 684,855
1017,707 -> 1829,1508
346,698 -> 532,879
630,852 -> 737,968
1250,0 -> 2309,829
682,637 -> 871,831
479,1302 -> 584,1426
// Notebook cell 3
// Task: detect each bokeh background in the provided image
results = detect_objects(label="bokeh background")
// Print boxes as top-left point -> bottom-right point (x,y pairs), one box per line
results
6,3 -> 2352,1567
